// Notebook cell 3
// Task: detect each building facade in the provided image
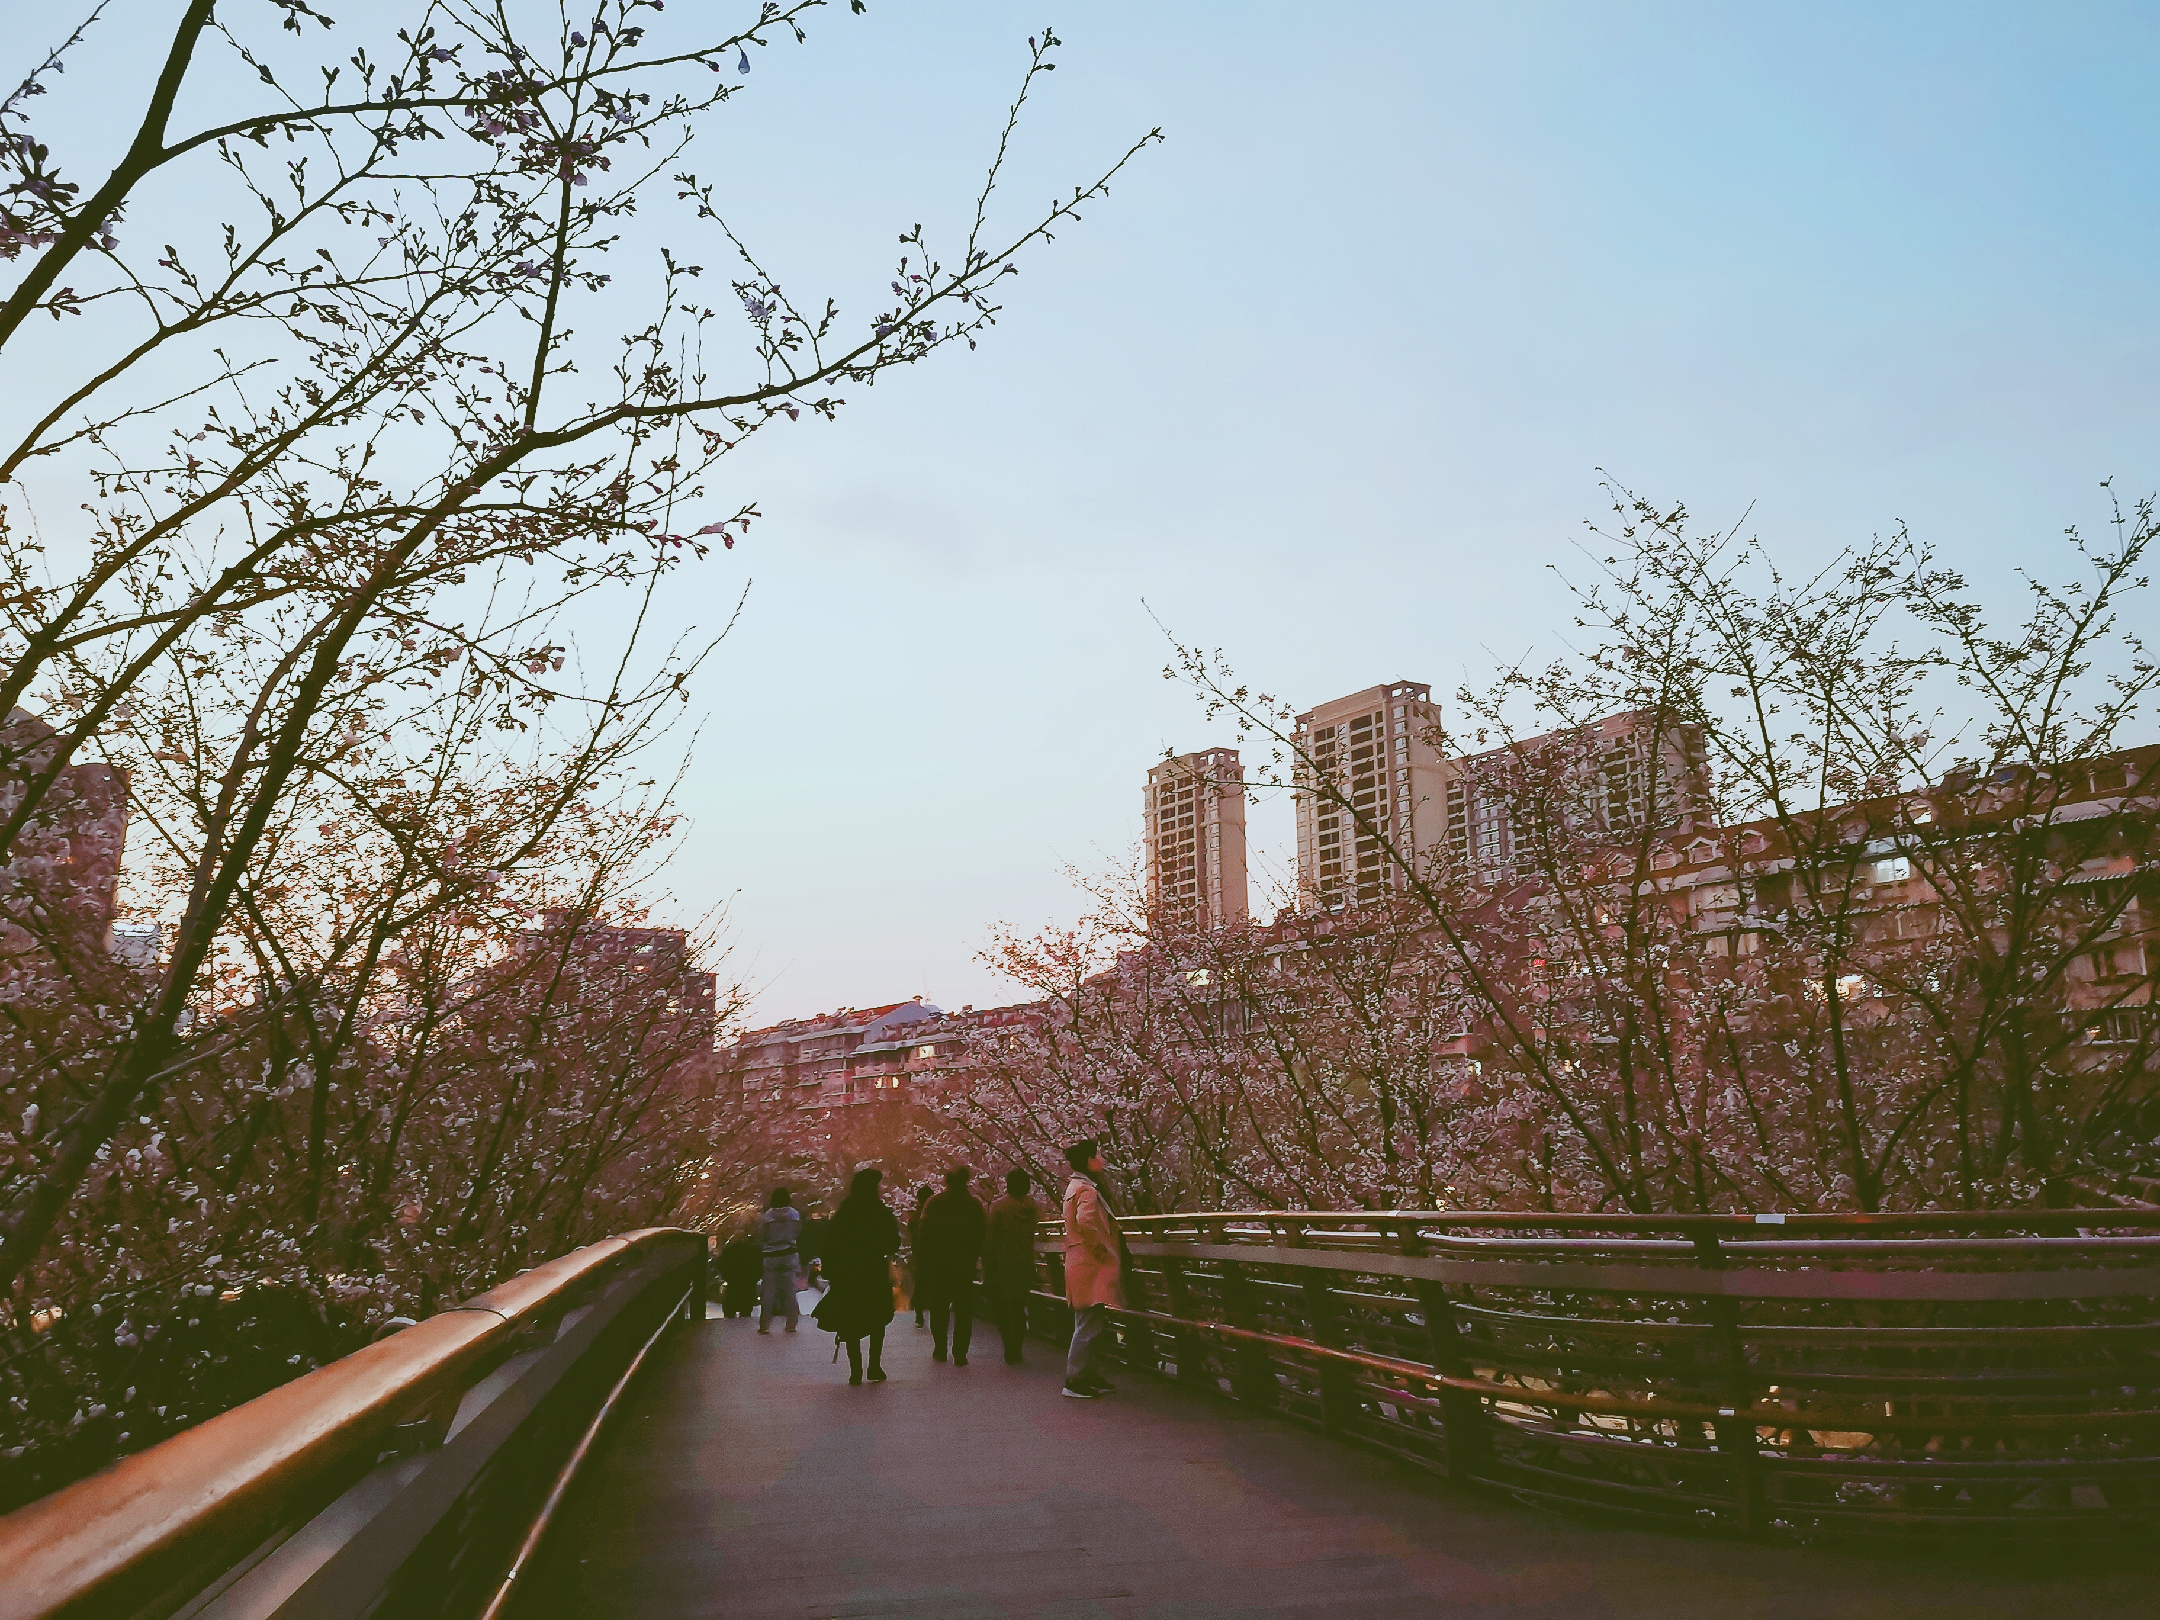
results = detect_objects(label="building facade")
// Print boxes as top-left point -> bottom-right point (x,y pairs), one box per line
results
1144,748 -> 1249,931
725,999 -> 946,1115
1293,681 -> 1448,910
722,998 -> 1046,1119
0,707 -> 129,969
1443,709 -> 1711,884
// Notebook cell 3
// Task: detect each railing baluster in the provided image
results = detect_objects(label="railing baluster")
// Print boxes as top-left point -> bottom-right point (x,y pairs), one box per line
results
1302,1273 -> 1355,1432
1216,1261 -> 1279,1409
1415,1279 -> 1491,1483
1691,1231 -> 1764,1532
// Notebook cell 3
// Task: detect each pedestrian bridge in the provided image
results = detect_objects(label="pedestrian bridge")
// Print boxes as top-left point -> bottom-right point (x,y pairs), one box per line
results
6,1213 -> 2160,1618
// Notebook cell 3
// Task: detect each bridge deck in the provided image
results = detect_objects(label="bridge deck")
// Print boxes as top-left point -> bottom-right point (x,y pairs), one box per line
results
514,1295 -> 2149,1619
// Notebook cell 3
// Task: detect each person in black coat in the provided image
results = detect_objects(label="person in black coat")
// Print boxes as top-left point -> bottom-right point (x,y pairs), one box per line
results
717,1229 -> 762,1318
914,1165 -> 988,1366
906,1183 -> 935,1327
813,1167 -> 901,1384
982,1168 -> 1043,1363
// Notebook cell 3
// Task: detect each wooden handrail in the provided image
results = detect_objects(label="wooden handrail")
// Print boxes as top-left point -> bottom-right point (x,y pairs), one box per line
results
1109,1208 -> 2160,1233
1028,1209 -> 2160,1540
0,1228 -> 703,1620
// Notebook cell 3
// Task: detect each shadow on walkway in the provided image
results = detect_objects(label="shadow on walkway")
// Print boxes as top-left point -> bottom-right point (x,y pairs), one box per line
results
514,1296 -> 2153,1619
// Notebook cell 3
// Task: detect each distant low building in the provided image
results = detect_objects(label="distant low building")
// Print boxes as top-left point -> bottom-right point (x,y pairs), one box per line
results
725,999 -> 944,1115
723,996 -> 1046,1118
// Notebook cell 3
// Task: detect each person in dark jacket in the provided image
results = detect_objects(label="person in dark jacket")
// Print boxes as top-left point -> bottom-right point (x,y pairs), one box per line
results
982,1167 -> 1043,1365
813,1167 -> 901,1385
915,1166 -> 988,1365
907,1183 -> 935,1327
717,1228 -> 762,1318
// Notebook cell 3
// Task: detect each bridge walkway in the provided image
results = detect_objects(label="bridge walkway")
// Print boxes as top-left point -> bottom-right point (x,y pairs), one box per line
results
512,1294 -> 2149,1619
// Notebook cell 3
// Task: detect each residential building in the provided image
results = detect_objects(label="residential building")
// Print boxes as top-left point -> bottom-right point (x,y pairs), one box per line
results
1294,681 -> 1448,910
512,909 -> 719,1028
725,999 -> 946,1115
1144,748 -> 1249,930
1442,709 -> 1711,884
504,910 -> 722,1105
0,707 -> 129,966
722,996 -> 1049,1119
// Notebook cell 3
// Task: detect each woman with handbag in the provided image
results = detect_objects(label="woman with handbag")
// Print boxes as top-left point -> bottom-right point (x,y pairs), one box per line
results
814,1167 -> 902,1385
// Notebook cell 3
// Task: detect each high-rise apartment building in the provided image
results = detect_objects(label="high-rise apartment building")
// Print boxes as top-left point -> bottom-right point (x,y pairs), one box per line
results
1443,709 -> 1710,883
1294,682 -> 1448,910
1144,748 -> 1249,930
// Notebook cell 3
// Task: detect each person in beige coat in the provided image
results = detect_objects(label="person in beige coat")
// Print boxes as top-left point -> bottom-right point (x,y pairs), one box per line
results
1061,1139 -> 1123,1398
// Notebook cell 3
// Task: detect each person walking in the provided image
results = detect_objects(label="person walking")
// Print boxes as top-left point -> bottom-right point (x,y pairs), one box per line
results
915,1166 -> 988,1365
907,1183 -> 935,1327
983,1167 -> 1043,1365
1061,1140 -> 1122,1398
754,1186 -> 804,1334
814,1167 -> 902,1385
717,1227 -> 762,1318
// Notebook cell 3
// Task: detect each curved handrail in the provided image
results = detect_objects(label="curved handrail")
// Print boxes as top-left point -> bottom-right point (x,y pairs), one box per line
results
1114,1208 -> 2160,1233
0,1227 -> 702,1620
1032,1209 -> 2160,1540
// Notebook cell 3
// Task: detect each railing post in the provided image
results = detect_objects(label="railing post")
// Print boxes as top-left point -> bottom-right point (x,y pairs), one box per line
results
1301,1274 -> 1356,1432
1217,1261 -> 1279,1409
1691,1231 -> 1763,1532
1160,1253 -> 1209,1392
1415,1278 -> 1490,1483
1116,1222 -> 1158,1375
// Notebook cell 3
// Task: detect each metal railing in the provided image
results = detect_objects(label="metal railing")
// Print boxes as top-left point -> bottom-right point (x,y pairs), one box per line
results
1036,1209 -> 2160,1541
0,1227 -> 705,1620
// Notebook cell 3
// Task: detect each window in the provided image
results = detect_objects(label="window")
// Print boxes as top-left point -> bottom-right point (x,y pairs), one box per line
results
2092,943 -> 2147,981
1872,856 -> 1910,883
2089,1006 -> 2156,1044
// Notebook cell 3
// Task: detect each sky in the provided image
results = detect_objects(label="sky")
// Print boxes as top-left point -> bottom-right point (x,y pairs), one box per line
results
662,0 -> 2160,1021
14,2 -> 2160,1023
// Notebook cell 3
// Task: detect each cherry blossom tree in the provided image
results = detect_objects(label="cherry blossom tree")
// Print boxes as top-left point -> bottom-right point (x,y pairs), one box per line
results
944,491 -> 2158,1221
0,3 -> 1152,1277
1,4 -> 1156,1498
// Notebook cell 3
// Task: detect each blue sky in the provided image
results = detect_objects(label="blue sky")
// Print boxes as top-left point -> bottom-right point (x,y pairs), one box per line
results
667,1 -> 2160,1019
13,2 -> 2160,1021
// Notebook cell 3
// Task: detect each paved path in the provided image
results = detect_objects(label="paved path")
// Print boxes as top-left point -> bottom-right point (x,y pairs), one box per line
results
516,1295 -> 2153,1619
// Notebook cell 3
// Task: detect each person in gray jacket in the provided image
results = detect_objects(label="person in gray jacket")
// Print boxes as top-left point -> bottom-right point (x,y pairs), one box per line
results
755,1186 -> 803,1333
